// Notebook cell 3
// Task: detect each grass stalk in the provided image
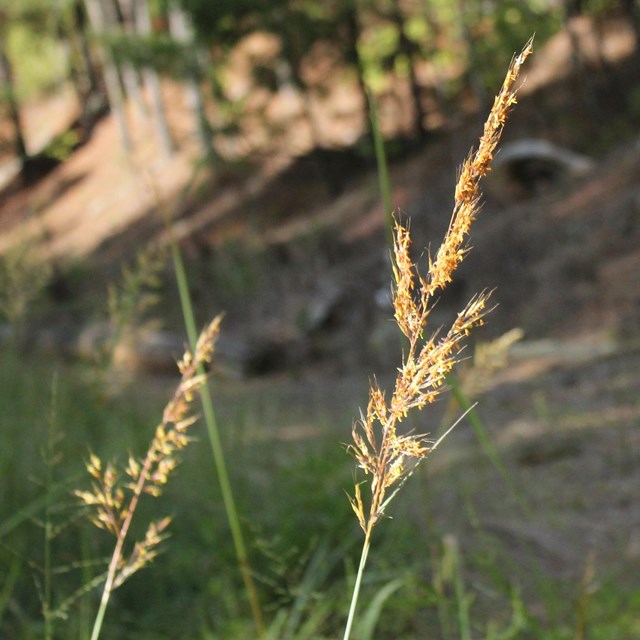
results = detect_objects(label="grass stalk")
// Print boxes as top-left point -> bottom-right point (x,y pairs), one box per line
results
144,160 -> 265,637
367,89 -> 394,244
447,375 -> 531,516
42,372 -> 60,640
343,529 -> 372,640
0,557 -> 20,631
345,38 -> 533,636
446,536 -> 472,640
168,226 -> 266,638
79,317 -> 222,640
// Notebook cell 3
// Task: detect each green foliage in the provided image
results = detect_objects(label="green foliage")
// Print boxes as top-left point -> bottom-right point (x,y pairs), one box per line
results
104,32 -> 194,78
462,0 -> 560,90
1,340 -> 639,638
4,20 -> 66,100
0,238 -> 52,335
41,129 -> 80,162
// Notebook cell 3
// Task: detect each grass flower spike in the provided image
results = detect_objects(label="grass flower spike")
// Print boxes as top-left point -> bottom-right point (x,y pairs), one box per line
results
76,315 -> 222,640
344,39 -> 533,640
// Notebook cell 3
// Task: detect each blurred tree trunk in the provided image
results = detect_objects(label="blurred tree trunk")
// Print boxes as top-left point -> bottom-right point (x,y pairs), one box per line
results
563,2 -> 602,121
390,6 -> 428,140
457,0 -> 487,108
53,1 -> 85,106
620,0 -> 640,56
109,0 -> 149,122
132,0 -> 174,157
72,0 -> 103,110
277,15 -> 344,195
342,0 -> 370,138
84,0 -> 133,152
168,6 -> 216,160
420,0 -> 445,119
0,15 -> 28,168
53,0 -> 103,131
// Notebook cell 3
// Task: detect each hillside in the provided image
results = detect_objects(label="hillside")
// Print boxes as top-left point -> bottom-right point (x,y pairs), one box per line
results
1,14 -> 640,637
1,17 -> 639,374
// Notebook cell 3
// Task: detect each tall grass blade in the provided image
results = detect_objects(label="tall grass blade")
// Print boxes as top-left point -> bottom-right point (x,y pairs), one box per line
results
444,536 -> 472,640
343,532 -> 371,640
447,375 -> 531,516
0,476 -> 79,540
281,539 -> 352,640
0,557 -> 20,630
367,89 -> 394,244
355,576 -> 404,640
43,371 -> 60,640
167,219 -> 265,638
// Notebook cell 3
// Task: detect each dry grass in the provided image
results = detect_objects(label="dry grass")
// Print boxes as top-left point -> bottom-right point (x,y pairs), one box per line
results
76,315 -> 222,639
344,38 -> 533,639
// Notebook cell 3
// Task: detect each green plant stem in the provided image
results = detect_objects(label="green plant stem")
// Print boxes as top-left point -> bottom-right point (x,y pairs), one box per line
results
169,238 -> 266,639
367,89 -> 394,245
0,557 -> 20,629
90,445 -> 156,640
447,375 -> 531,517
449,539 -> 471,640
343,528 -> 372,640
43,464 -> 53,640
43,372 -> 58,640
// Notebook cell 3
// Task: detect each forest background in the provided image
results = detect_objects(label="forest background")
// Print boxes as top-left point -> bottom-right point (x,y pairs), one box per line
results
1,0 -> 640,638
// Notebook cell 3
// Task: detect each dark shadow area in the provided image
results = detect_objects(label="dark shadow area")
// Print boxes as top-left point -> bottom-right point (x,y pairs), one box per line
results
0,97 -> 108,200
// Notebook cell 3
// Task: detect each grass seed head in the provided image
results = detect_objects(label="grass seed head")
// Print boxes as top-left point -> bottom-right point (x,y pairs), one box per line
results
76,314 -> 223,589
349,39 -> 532,537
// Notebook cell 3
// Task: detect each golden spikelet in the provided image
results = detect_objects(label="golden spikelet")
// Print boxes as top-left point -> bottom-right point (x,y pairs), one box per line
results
76,314 -> 222,589
349,39 -> 533,538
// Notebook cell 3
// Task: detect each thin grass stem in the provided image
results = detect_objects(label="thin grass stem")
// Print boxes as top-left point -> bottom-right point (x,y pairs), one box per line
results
168,223 -> 266,639
144,162 -> 266,638
448,537 -> 472,640
0,557 -> 20,630
367,89 -> 394,245
343,529 -> 372,640
447,375 -> 531,516
43,372 -> 59,640
89,448 -> 155,640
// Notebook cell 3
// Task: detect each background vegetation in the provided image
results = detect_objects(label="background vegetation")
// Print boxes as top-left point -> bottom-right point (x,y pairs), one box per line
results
1,0 -> 640,638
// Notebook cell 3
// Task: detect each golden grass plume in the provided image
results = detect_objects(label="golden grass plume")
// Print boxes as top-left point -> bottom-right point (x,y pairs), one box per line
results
76,315 -> 221,601
349,37 -> 533,539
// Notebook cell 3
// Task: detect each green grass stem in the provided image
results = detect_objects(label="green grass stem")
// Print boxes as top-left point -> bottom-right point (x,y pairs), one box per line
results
0,557 -> 20,631
43,373 -> 58,640
447,375 -> 531,517
356,576 -> 404,640
342,530 -> 371,640
167,215 -> 265,639
142,159 -> 265,637
367,89 -> 394,245
447,537 -> 472,640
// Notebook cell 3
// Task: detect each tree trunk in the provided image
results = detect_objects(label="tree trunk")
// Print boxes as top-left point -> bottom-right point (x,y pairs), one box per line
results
620,0 -> 640,57
132,0 -> 174,157
112,0 -> 149,122
420,0 -> 445,120
168,7 -> 216,160
391,7 -> 428,141
457,0 -> 487,108
563,4 -> 602,122
0,30 -> 28,167
53,1 -> 85,107
281,25 -> 345,195
73,0 -> 102,101
342,1 -> 370,138
84,0 -> 133,153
